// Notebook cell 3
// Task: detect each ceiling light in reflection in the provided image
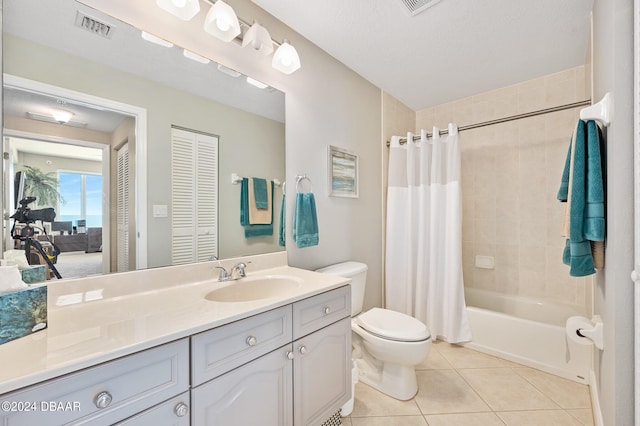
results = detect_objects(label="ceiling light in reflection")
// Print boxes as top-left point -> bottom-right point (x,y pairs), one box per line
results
141,31 -> 174,48
183,49 -> 211,64
217,64 -> 241,77
246,77 -> 268,89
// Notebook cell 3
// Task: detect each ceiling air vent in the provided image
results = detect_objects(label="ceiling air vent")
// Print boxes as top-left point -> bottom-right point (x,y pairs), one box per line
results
400,0 -> 442,16
74,11 -> 114,39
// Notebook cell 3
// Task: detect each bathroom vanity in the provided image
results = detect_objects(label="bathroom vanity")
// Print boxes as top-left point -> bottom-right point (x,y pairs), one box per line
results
0,253 -> 351,425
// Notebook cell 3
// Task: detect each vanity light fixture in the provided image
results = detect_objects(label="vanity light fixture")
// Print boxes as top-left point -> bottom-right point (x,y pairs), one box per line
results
272,40 -> 301,74
183,49 -> 211,64
203,0 -> 241,42
141,31 -> 174,48
246,77 -> 269,89
156,0 -> 200,21
158,0 -> 302,75
50,109 -> 74,124
242,22 -> 273,56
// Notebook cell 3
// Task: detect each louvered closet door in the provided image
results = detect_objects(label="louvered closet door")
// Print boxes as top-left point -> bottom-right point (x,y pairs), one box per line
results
171,127 -> 218,265
117,143 -> 130,272
195,136 -> 218,262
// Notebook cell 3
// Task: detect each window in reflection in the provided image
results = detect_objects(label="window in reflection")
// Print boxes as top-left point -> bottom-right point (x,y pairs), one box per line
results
58,172 -> 103,228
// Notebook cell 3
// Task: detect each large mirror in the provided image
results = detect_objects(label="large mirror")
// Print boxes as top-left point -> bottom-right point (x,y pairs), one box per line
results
2,0 -> 286,280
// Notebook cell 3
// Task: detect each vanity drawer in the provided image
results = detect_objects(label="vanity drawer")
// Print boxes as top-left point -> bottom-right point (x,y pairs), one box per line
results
0,338 -> 189,426
191,305 -> 292,386
293,285 -> 351,339
115,391 -> 190,426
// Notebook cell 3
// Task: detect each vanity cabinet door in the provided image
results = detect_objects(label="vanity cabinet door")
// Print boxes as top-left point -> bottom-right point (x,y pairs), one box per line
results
293,317 -> 351,426
191,345 -> 293,426
114,392 -> 190,426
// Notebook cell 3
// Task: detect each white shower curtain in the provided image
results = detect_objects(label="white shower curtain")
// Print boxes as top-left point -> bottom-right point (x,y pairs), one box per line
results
385,124 -> 472,343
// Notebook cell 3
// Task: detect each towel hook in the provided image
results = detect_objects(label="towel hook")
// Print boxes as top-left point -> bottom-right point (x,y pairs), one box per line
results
580,92 -> 612,127
295,174 -> 313,193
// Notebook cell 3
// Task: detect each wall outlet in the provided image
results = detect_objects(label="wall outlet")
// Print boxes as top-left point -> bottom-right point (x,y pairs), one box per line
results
475,255 -> 495,269
153,204 -> 168,218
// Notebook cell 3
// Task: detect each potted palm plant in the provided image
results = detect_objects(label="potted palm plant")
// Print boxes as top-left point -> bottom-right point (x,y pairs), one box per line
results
21,166 -> 63,207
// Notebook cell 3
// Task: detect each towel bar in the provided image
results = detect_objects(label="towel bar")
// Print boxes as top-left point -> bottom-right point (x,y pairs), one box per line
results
231,173 -> 282,187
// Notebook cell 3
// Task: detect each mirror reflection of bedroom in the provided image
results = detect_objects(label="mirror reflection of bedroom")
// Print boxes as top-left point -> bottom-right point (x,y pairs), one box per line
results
3,86 -> 133,280
7,138 -> 104,279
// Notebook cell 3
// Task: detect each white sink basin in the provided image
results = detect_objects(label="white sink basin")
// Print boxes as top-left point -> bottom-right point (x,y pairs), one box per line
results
205,275 -> 303,302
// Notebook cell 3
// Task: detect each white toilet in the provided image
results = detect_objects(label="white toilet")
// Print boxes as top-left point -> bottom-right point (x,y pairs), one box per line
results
317,261 -> 431,401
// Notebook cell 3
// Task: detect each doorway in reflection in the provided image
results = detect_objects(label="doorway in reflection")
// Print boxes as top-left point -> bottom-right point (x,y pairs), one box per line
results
2,80 -> 142,279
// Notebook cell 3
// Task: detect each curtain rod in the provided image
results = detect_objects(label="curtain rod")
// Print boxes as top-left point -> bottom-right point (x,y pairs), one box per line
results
386,99 -> 592,147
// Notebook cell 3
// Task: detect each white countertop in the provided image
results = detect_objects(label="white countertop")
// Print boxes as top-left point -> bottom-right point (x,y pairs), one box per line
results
0,253 -> 349,394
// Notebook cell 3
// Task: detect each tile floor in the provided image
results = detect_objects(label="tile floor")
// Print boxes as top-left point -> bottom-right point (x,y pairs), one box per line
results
343,341 -> 594,426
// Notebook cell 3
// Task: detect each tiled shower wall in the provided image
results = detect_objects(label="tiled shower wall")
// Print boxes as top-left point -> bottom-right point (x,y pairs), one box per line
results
415,65 -> 592,311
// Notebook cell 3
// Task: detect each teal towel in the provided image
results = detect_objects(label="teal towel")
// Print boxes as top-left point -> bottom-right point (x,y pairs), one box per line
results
583,121 -> 605,241
557,141 -> 571,202
278,194 -> 286,247
561,120 -> 603,277
240,178 -> 273,238
252,177 -> 268,210
293,193 -> 319,248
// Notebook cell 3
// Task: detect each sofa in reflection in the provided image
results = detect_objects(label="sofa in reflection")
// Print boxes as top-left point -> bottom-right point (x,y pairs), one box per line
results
52,228 -> 102,253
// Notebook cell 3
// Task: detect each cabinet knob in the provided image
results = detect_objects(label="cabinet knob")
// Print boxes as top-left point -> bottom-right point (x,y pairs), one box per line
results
286,351 -> 294,360
246,336 -> 258,346
94,391 -> 112,409
298,345 -> 307,355
174,402 -> 189,417
322,306 -> 331,315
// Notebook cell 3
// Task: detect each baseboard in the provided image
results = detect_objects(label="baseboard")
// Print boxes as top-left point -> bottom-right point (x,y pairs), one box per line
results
590,369 -> 604,426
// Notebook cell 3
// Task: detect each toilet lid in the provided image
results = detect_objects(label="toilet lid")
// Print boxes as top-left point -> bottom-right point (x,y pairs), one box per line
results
356,308 -> 430,342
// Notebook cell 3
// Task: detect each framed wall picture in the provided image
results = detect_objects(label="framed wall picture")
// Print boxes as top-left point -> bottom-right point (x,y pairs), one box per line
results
328,145 -> 359,198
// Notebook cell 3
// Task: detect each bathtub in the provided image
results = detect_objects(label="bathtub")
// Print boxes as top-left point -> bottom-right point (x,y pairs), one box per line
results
463,287 -> 592,384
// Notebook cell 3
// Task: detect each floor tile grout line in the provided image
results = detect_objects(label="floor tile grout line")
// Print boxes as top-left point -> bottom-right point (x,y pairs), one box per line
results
450,367 -> 498,413
510,366 -> 593,411
457,365 -> 566,411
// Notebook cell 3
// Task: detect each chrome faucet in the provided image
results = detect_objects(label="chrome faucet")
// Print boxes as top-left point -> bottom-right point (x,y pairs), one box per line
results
214,266 -> 230,282
230,262 -> 247,280
214,262 -> 247,282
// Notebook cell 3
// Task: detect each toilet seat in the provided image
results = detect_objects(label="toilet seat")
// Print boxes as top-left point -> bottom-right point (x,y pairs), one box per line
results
356,308 -> 430,342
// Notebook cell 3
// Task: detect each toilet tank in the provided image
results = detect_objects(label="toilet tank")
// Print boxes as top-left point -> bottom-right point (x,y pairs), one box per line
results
316,261 -> 368,316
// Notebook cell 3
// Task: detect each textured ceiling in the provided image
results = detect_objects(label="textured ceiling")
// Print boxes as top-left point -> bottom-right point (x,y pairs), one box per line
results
252,0 -> 594,111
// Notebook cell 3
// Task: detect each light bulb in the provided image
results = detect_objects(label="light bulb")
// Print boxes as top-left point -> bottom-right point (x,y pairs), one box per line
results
242,22 -> 274,55
251,39 -> 262,50
203,0 -> 241,42
50,109 -> 74,124
272,41 -> 301,74
156,0 -> 200,20
216,17 -> 230,31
